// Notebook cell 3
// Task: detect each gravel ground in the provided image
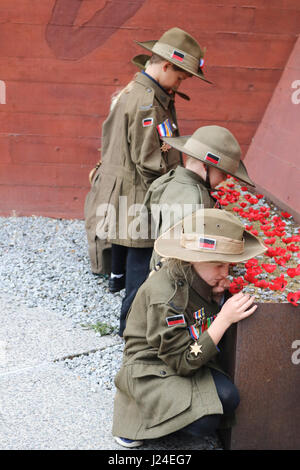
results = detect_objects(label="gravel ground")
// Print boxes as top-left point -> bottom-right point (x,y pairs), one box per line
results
0,215 -> 124,391
0,179 -> 299,393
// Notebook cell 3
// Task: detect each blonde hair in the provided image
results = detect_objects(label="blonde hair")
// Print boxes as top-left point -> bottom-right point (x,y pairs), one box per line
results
165,258 -> 195,284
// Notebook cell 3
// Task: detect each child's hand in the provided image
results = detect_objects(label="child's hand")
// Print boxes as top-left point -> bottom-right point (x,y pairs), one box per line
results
218,292 -> 257,327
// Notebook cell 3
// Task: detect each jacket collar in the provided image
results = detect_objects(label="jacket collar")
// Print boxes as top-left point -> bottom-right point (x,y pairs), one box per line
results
190,271 -> 213,304
135,72 -> 172,110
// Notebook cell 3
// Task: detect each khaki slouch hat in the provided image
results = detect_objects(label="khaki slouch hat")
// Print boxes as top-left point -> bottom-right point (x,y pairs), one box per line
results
154,208 -> 267,263
162,125 -> 255,186
135,27 -> 212,83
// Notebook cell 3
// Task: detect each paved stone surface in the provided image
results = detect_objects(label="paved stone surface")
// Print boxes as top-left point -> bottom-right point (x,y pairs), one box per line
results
0,295 -> 221,450
0,295 -> 117,372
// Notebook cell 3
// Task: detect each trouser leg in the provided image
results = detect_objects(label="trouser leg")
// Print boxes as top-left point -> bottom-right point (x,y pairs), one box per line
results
111,244 -> 127,275
180,369 -> 240,437
118,247 -> 153,337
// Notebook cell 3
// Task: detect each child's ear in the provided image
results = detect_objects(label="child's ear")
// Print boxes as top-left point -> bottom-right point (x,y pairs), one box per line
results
162,61 -> 171,72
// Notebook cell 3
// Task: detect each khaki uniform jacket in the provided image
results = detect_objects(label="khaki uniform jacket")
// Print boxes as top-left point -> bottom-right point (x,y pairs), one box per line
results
84,72 -> 181,274
112,264 -> 228,440
141,165 -> 217,269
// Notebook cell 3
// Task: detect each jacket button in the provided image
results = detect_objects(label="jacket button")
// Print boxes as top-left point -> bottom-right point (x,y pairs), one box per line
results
160,370 -> 167,376
177,280 -> 184,287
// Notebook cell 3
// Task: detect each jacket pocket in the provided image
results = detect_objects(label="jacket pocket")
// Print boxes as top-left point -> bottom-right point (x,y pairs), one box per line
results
130,363 -> 192,429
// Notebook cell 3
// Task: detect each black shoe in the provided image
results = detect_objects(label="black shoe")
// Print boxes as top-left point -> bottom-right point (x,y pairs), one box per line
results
108,275 -> 125,293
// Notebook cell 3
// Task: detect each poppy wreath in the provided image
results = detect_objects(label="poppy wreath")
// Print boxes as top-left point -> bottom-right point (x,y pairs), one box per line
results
211,176 -> 300,307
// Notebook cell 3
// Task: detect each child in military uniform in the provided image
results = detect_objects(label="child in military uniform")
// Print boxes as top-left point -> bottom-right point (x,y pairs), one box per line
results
112,208 -> 266,448
143,125 -> 255,271
84,27 -> 211,337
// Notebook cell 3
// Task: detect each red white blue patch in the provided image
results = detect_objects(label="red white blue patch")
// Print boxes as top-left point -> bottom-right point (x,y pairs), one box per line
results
157,118 -> 173,137
199,237 -> 216,250
142,117 -> 153,127
205,152 -> 220,165
171,50 -> 185,62
166,314 -> 186,327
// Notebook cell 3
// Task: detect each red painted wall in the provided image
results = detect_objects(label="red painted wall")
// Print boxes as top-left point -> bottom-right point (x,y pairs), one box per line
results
0,0 -> 299,219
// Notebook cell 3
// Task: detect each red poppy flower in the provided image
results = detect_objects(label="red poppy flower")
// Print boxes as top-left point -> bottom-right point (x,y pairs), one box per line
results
245,258 -> 259,268
266,246 -> 287,257
229,277 -> 248,294
256,194 -> 264,199
281,211 -> 292,219
254,279 -> 269,288
263,230 -> 276,237
287,244 -> 300,252
274,256 -> 287,266
287,268 -> 298,278
241,186 -> 248,191
287,291 -> 300,307
219,200 -> 229,206
264,237 -> 276,245
269,274 -> 287,291
244,272 -> 257,283
262,263 -> 277,273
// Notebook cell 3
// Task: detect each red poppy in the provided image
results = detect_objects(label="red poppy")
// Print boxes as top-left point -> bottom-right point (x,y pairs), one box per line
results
244,272 -> 257,283
274,257 -> 287,266
239,202 -> 247,208
262,263 -> 277,273
241,186 -> 248,191
254,279 -> 269,288
287,268 -> 298,278
281,211 -> 292,219
229,277 -> 248,294
287,244 -> 300,252
245,258 -> 259,268
269,274 -> 287,291
287,291 -> 300,307
264,237 -> 276,245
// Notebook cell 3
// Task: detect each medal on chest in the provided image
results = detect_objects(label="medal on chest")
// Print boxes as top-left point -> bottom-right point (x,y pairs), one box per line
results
188,308 -> 217,341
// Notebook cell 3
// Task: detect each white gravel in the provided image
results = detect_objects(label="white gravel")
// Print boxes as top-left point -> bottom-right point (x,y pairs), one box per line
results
0,215 -> 124,390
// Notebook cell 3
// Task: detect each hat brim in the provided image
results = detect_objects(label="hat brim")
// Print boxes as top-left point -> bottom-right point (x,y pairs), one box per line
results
154,221 -> 267,263
135,40 -> 213,84
162,135 -> 255,187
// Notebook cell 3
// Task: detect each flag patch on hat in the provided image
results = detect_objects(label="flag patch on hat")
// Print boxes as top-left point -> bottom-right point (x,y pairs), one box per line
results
171,50 -> 185,62
166,314 -> 186,327
142,117 -> 153,127
157,118 -> 173,137
205,152 -> 220,165
199,237 -> 216,250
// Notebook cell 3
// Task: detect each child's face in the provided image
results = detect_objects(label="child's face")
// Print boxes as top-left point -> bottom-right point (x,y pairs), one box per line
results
208,166 -> 228,188
192,261 -> 230,291
160,63 -> 192,91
